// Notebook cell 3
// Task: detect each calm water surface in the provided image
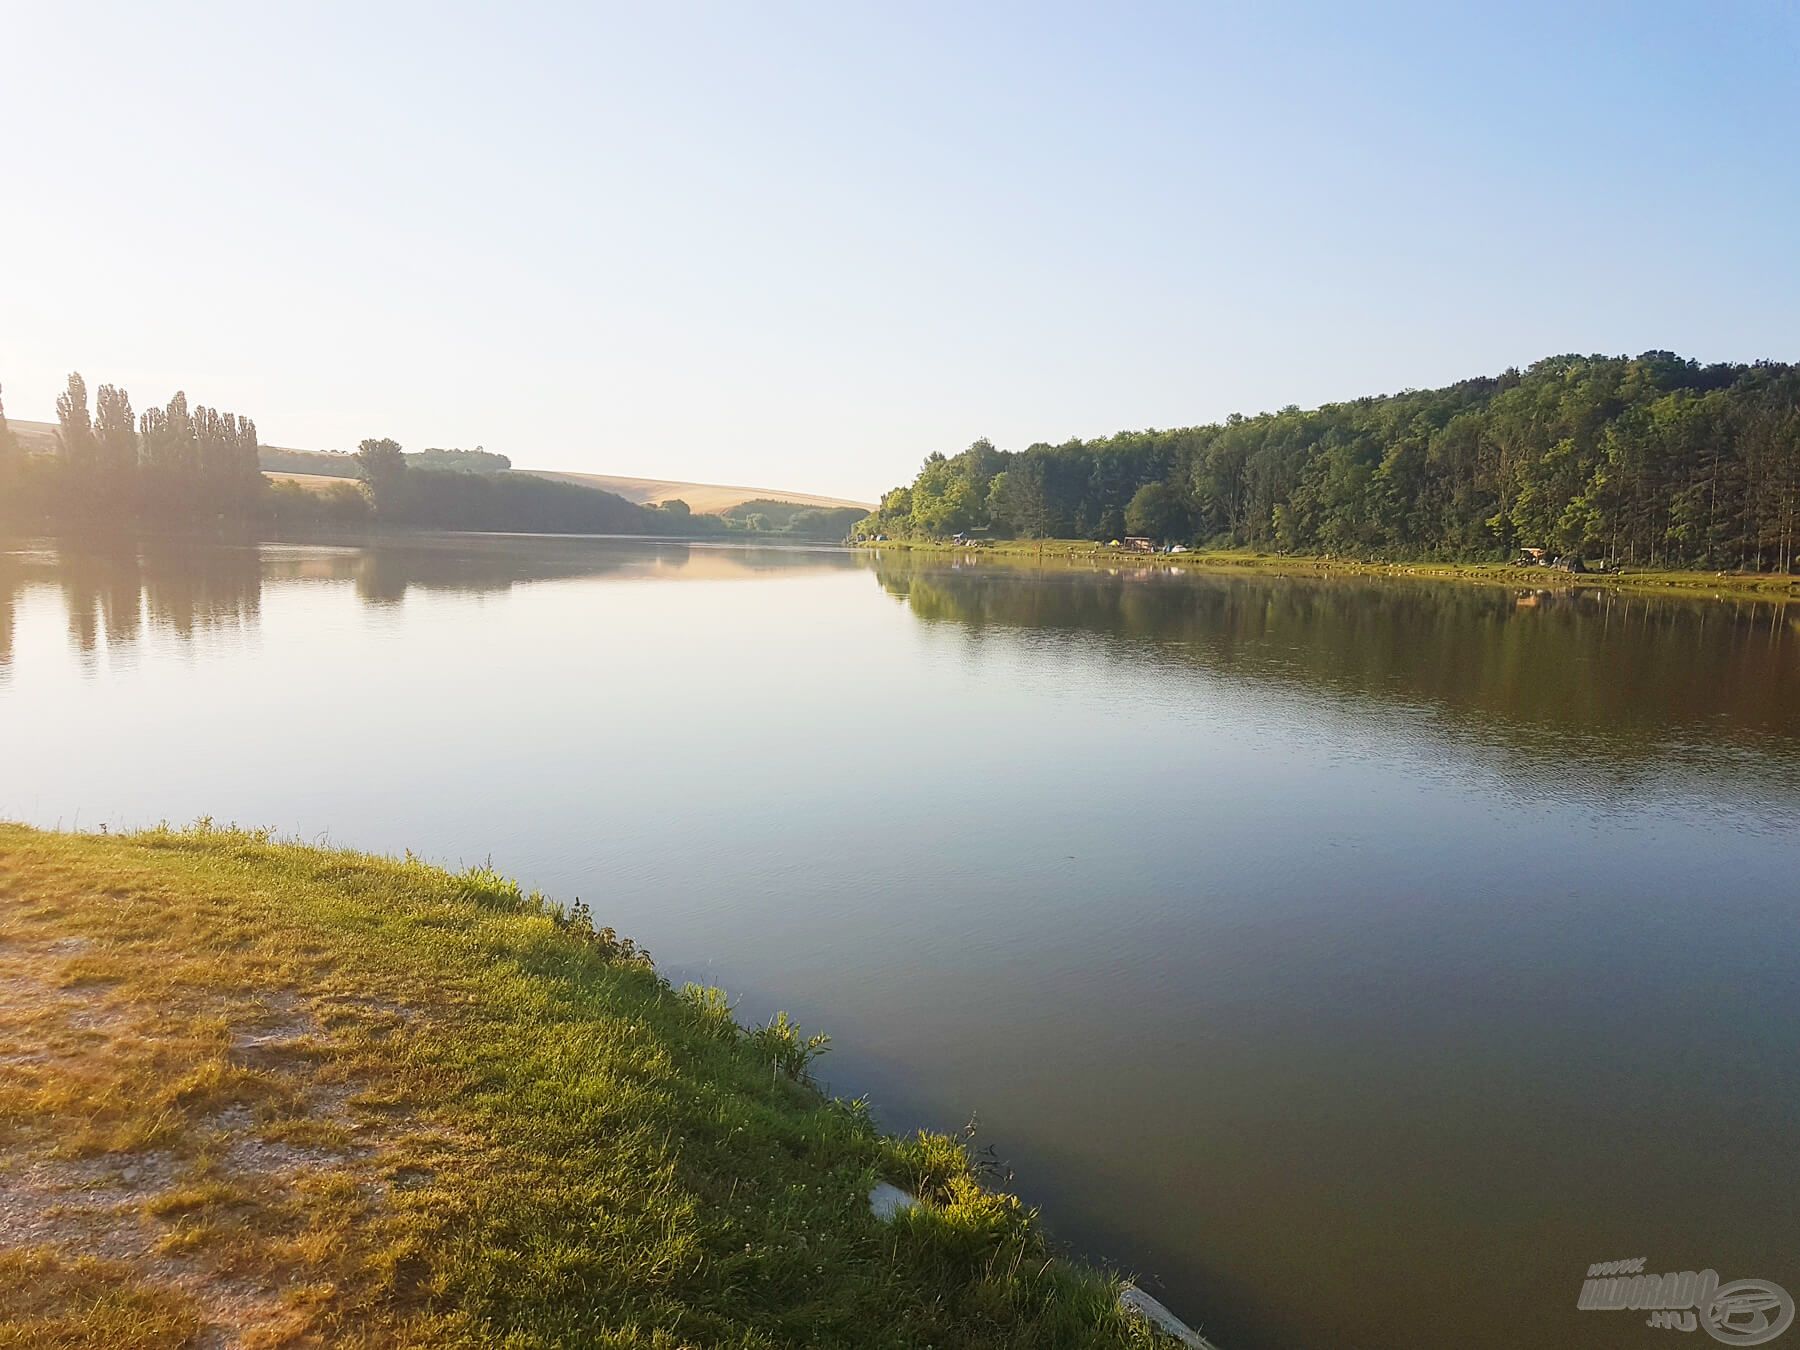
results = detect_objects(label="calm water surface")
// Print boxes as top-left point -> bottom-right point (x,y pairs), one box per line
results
4,533 -> 1798,1350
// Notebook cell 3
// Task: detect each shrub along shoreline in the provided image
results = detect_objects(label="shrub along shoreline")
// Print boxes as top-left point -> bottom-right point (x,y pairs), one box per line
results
0,823 -> 1177,1348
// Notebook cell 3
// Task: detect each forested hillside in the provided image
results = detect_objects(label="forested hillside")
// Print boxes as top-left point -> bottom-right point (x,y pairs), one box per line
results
859,353 -> 1800,570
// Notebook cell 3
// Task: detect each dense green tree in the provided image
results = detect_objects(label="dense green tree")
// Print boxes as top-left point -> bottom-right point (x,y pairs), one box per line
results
777,506 -> 865,537
1124,481 -> 1182,540
354,437 -> 408,511
858,352 -> 1800,571
988,458 -> 1051,537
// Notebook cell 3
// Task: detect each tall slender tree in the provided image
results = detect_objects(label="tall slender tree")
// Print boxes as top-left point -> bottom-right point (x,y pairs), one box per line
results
0,383 -> 18,514
54,372 -> 97,471
93,384 -> 138,511
0,382 -> 17,463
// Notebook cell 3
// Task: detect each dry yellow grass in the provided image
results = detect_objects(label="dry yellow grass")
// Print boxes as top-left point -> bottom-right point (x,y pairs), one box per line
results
0,829 -> 464,1347
262,472 -> 362,494
521,471 -> 871,515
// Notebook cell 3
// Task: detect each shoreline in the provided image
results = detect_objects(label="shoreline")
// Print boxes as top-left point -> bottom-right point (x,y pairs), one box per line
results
0,822 -> 1213,1347
857,538 -> 1800,604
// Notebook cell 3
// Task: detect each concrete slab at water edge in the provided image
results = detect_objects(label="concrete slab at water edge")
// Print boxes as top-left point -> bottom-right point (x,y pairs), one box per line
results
867,1182 -> 918,1222
1120,1284 -> 1220,1349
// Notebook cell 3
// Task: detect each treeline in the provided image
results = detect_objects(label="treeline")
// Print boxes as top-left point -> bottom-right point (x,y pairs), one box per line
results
260,444 -> 511,477
408,446 -> 511,474
719,499 -> 867,537
859,352 -> 1800,571
333,437 -> 673,534
2,374 -> 264,525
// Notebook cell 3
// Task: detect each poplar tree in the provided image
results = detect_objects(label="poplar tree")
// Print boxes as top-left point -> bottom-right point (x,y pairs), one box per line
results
163,391 -> 196,478
138,390 -> 199,512
195,404 -> 226,510
0,382 -> 17,462
54,372 -> 97,471
231,414 -> 264,511
94,383 -> 138,484
0,383 -> 18,513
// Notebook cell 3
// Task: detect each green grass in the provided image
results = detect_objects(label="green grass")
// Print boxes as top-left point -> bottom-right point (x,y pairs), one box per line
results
0,823 -> 1163,1349
860,538 -> 1800,602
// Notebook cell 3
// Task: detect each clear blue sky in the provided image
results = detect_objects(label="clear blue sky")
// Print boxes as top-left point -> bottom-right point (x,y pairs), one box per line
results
5,2 -> 1797,501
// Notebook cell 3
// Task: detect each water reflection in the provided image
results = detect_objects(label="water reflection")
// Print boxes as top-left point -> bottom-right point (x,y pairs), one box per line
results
15,533 -> 1791,747
0,539 -> 263,671
868,554 -> 1800,789
0,534 -> 860,671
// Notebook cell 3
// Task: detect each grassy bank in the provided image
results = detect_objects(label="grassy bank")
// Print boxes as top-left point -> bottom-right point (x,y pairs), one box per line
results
860,538 -> 1800,602
0,824 -> 1166,1349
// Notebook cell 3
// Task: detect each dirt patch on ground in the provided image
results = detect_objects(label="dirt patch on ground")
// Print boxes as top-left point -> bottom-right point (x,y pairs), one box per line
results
0,1152 -> 297,1344
0,932 -> 408,1347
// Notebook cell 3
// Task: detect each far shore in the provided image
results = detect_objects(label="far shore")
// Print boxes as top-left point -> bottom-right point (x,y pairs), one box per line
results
856,537 -> 1800,604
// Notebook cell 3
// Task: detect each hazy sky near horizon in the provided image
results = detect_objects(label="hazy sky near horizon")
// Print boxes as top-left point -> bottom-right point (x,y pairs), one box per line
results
4,3 -> 1798,502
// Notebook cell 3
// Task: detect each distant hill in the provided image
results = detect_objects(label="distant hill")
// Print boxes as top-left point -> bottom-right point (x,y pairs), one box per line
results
8,419 -> 60,454
250,452 -> 869,516
12,419 -> 869,519
256,451 -> 868,516
522,471 -> 870,516
256,445 -> 359,477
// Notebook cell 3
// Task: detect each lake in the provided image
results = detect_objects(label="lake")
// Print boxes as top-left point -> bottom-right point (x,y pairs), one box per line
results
3,532 -> 1797,1350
